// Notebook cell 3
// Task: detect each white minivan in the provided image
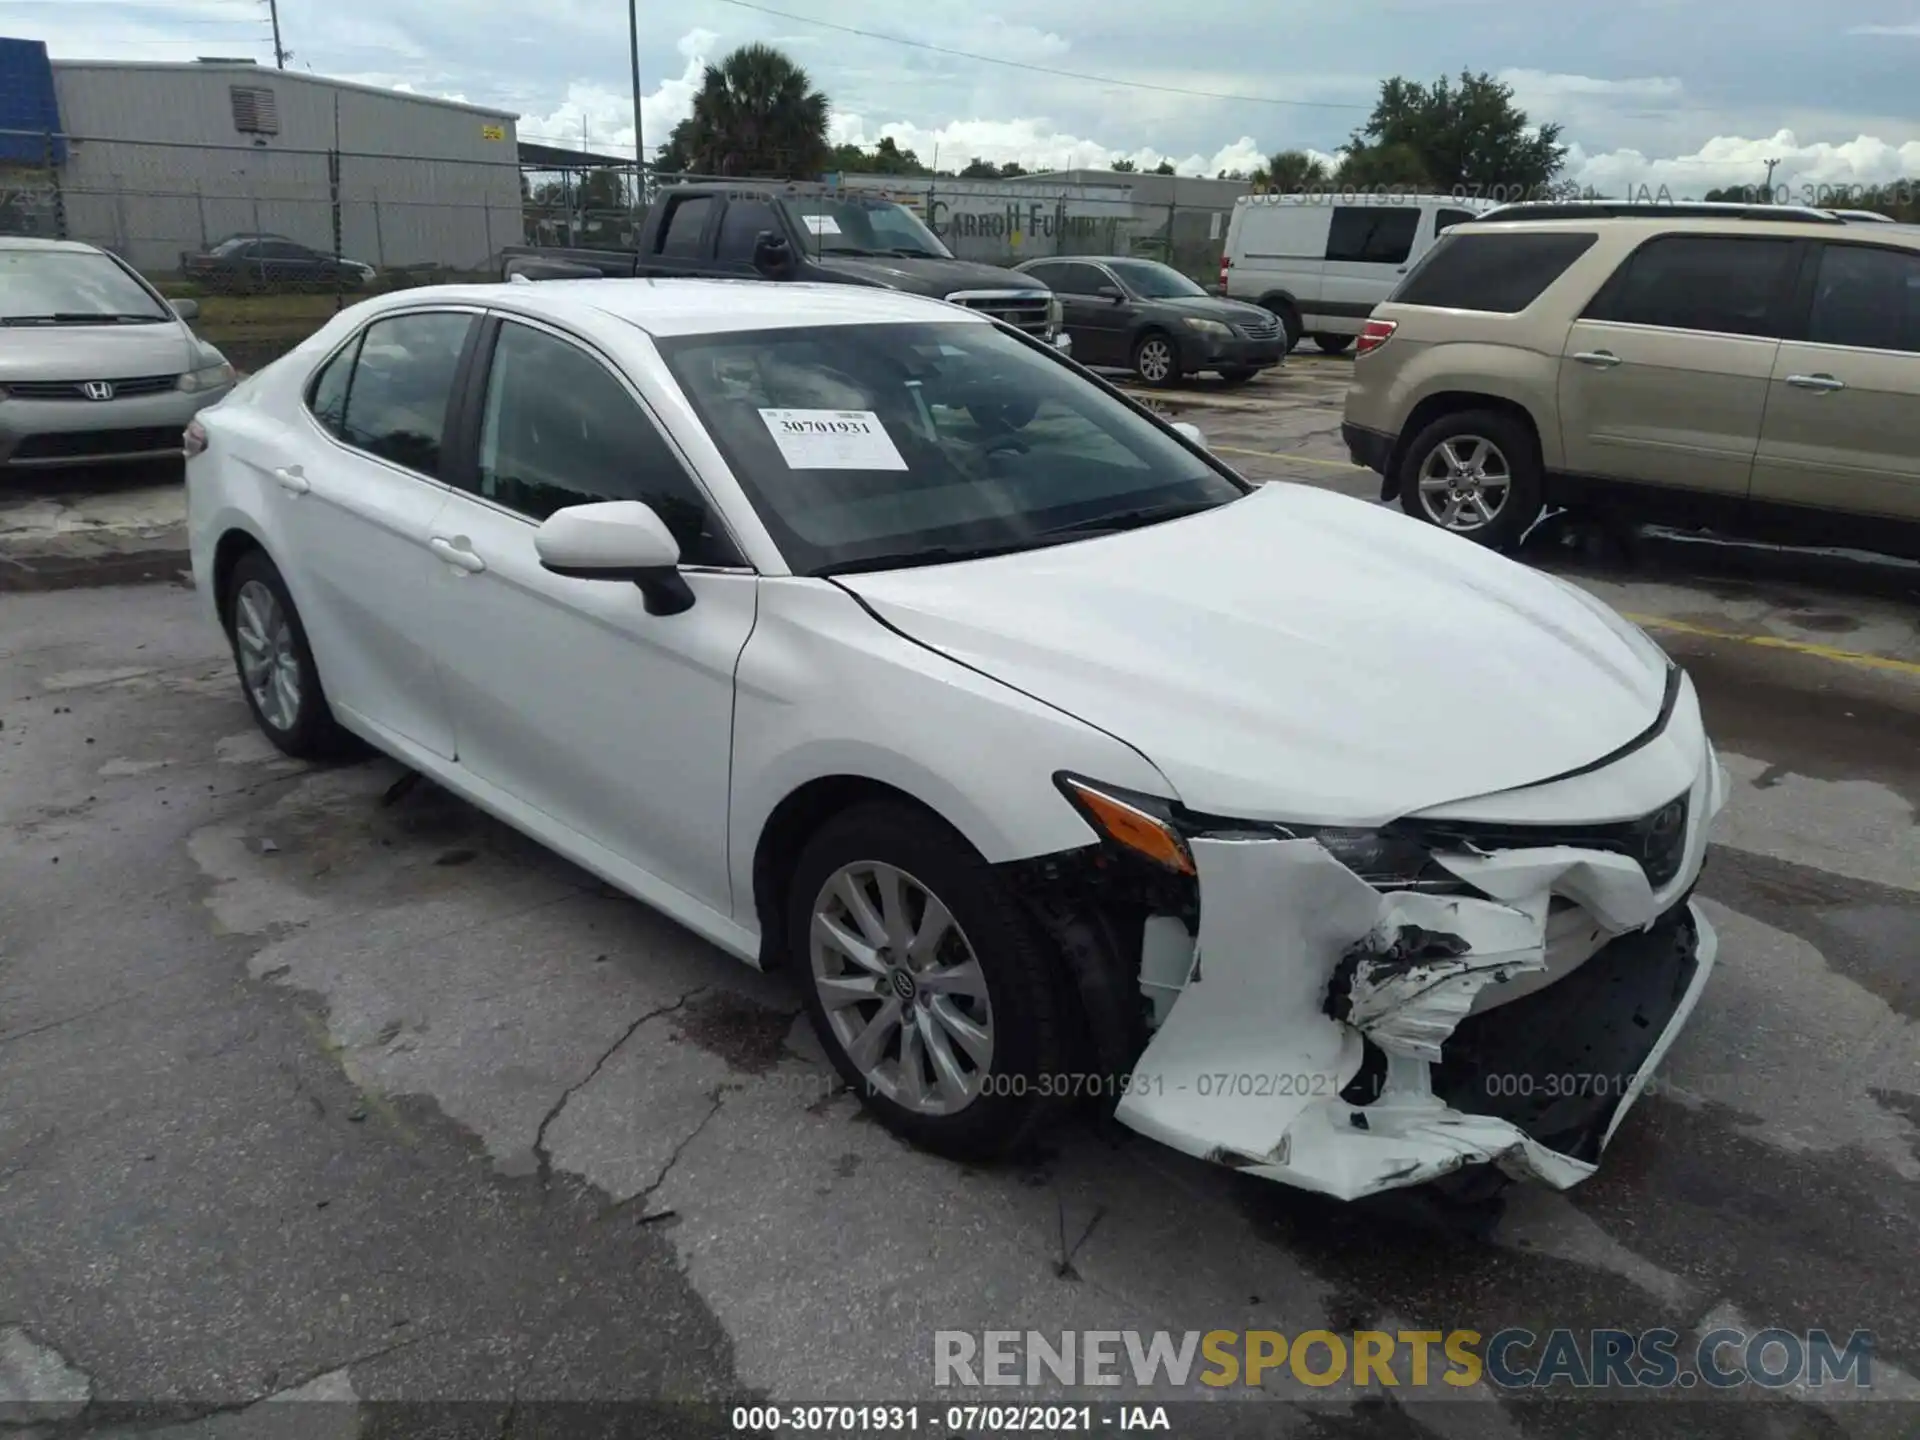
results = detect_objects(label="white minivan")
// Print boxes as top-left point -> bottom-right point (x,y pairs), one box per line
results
1219,194 -> 1496,353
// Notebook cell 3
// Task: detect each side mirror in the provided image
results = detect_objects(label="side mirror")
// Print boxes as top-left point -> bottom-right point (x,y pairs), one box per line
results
1171,421 -> 1207,449
534,500 -> 694,616
754,230 -> 797,280
1096,285 -> 1124,302
170,298 -> 200,321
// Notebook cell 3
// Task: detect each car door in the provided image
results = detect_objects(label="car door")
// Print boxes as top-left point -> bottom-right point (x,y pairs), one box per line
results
1557,232 -> 1800,503
264,307 -> 477,757
1044,260 -> 1128,365
1317,204 -> 1421,332
1751,240 -> 1920,523
712,193 -> 782,278
640,192 -> 720,280
425,313 -> 757,912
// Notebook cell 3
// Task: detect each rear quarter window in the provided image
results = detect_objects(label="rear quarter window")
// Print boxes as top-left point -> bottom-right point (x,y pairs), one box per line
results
1390,231 -> 1599,313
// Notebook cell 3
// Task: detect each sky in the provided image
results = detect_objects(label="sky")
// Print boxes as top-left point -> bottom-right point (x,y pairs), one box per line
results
8,0 -> 1920,197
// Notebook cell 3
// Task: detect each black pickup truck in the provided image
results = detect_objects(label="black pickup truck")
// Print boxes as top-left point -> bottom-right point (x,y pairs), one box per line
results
500,181 -> 1069,353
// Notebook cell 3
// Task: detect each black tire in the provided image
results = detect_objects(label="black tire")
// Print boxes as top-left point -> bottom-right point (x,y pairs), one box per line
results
1313,333 -> 1355,355
1131,330 -> 1182,387
786,802 -> 1070,1162
1261,299 -> 1302,354
221,548 -> 352,759
1395,408 -> 1544,552
1218,366 -> 1259,385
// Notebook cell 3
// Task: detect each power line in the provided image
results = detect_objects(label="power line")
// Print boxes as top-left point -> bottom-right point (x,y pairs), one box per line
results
707,0 -> 1369,111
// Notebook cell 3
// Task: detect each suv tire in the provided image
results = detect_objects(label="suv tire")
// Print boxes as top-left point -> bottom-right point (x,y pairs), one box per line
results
1313,333 -> 1354,355
1396,409 -> 1543,551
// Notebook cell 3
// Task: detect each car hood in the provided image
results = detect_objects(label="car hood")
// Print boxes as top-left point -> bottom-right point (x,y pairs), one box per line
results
811,254 -> 1049,298
1142,295 -> 1276,327
833,484 -> 1670,826
0,322 -> 195,383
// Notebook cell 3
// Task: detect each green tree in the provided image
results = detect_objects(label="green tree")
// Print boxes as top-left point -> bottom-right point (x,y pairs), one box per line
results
665,43 -> 829,179
1346,71 -> 1566,191
1110,156 -> 1137,173
958,157 -> 1002,178
829,135 -> 930,175
1151,159 -> 1175,175
1263,149 -> 1331,192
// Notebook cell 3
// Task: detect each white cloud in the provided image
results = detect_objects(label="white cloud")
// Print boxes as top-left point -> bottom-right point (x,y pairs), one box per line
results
1569,130 -> 1920,197
519,27 -> 716,158
1845,19 -> 1920,32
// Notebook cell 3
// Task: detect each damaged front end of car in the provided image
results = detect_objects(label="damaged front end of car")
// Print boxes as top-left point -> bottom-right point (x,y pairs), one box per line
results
1002,688 -> 1729,1203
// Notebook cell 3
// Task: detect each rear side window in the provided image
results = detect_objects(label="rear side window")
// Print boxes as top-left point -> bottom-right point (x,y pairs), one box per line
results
657,195 -> 714,257
1392,231 -> 1598,313
1325,206 -> 1420,265
336,311 -> 474,477
1806,243 -> 1920,354
306,336 -> 359,437
1584,235 -> 1798,338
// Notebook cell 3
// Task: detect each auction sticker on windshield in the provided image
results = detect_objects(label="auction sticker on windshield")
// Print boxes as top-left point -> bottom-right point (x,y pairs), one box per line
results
760,408 -> 907,470
801,214 -> 842,235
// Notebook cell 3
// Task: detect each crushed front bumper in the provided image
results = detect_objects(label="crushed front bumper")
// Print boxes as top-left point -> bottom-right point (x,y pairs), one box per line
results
1114,778 -> 1723,1201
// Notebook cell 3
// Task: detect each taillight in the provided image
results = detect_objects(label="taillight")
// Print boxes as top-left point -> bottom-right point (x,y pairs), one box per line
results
183,419 -> 208,457
1218,254 -> 1231,291
1355,318 -> 1397,357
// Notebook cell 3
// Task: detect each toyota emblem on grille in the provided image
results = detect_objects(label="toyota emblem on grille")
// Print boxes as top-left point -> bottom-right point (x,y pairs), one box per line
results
82,381 -> 116,401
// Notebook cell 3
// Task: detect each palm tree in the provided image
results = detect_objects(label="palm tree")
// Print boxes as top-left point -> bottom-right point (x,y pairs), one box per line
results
1255,149 -> 1331,193
676,43 -> 829,179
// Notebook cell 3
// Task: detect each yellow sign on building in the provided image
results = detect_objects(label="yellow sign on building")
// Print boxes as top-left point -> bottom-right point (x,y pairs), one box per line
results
481,124 -> 505,141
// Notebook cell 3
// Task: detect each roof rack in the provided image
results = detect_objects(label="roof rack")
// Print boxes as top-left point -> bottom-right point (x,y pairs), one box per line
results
1470,200 -> 1846,226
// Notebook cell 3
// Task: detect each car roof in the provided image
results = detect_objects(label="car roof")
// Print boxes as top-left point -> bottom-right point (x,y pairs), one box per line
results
368,276 -> 989,338
0,235 -> 105,255
1457,213 -> 1920,247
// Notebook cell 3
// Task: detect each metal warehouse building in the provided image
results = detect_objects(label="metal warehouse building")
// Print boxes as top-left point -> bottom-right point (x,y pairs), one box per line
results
1,40 -> 523,275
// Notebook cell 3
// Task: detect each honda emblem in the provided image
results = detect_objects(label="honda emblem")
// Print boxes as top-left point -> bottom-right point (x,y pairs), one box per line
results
82,381 -> 116,401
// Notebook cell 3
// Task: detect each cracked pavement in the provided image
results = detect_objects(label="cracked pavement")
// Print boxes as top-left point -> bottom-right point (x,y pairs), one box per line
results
3,380 -> 1919,1435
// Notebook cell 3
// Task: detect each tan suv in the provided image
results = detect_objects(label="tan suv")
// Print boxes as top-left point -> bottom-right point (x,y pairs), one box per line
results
1341,204 -> 1920,557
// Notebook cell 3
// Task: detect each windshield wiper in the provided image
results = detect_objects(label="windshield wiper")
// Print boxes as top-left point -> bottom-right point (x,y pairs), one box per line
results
815,538 -> 1058,575
1,312 -> 168,326
1034,498 -> 1231,540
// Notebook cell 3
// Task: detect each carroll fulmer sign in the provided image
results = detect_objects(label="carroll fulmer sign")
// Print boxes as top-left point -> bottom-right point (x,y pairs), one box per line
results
831,175 -> 1128,248
923,199 -> 1105,241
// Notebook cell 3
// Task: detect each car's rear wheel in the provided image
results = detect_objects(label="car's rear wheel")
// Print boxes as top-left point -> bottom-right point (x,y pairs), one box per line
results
1132,331 -> 1181,386
223,549 -> 349,758
1397,409 -> 1543,551
788,803 -> 1067,1161
1218,366 -> 1258,385
1262,300 -> 1302,354
1313,333 -> 1355,355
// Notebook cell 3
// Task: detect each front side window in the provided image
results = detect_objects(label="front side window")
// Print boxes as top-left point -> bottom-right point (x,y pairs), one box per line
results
0,248 -> 172,324
335,311 -> 473,476
659,320 -> 1246,575
1325,206 -> 1420,265
1585,235 -> 1798,339
779,196 -> 952,260
1807,243 -> 1920,355
1104,260 -> 1208,299
472,321 -> 737,566
716,197 -> 778,262
1434,208 -> 1478,235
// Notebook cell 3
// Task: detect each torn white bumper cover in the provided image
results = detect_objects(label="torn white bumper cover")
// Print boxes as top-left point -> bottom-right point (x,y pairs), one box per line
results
1114,775 -> 1726,1201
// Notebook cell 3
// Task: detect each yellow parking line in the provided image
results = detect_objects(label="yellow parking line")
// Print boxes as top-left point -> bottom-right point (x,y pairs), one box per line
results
1212,444 -> 1361,470
1623,613 -> 1920,677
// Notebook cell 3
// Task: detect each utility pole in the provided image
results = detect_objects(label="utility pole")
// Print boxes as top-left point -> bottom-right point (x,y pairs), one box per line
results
265,0 -> 287,68
627,0 -> 645,201
1762,157 -> 1779,195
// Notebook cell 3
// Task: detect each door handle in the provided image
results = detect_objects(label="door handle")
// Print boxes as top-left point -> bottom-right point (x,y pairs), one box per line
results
1572,350 -> 1622,369
272,464 -> 309,494
428,536 -> 486,573
1785,372 -> 1845,393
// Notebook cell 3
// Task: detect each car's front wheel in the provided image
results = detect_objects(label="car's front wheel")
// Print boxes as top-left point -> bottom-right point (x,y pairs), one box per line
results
1132,331 -> 1182,387
223,549 -> 350,758
1396,409 -> 1543,551
788,803 -> 1067,1161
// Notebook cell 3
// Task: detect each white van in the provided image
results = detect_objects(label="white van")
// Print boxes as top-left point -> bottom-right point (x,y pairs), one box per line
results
1219,193 -> 1497,353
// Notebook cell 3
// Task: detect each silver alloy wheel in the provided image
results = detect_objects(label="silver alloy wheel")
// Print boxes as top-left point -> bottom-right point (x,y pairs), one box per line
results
1135,337 -> 1173,383
1416,434 -> 1512,532
809,860 -> 994,1116
233,578 -> 302,733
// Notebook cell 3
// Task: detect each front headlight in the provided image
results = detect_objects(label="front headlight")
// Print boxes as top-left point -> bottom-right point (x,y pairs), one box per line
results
1183,317 -> 1232,337
178,360 -> 236,393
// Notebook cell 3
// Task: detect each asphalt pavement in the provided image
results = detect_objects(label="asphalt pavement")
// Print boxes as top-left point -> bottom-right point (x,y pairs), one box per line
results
2,361 -> 1918,1438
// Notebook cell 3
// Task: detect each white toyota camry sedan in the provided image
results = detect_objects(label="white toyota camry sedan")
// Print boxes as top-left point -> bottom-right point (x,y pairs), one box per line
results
187,277 -> 1726,1202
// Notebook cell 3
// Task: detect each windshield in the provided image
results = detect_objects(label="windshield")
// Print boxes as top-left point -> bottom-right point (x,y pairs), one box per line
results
778,196 -> 954,259
1106,260 -> 1208,299
660,320 -> 1245,575
0,248 -> 172,323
